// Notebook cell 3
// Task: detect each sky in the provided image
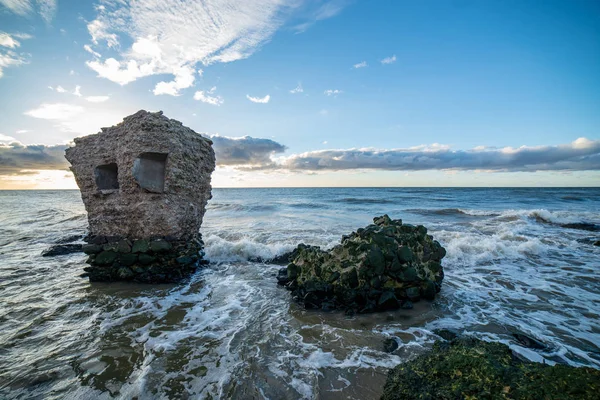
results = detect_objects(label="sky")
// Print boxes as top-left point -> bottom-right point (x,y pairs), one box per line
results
0,0 -> 599,189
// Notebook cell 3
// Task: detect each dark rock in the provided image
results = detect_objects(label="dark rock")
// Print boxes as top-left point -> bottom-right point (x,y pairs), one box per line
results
150,239 -> 172,253
279,215 -> 445,313
95,251 -> 117,265
381,337 -> 600,400
82,244 -> 103,255
176,256 -> 193,265
383,338 -> 399,353
276,268 -> 290,285
131,239 -> 149,253
512,332 -> 549,350
55,234 -> 84,244
41,244 -> 82,257
138,253 -> 156,265
560,222 -> 599,232
405,287 -> 420,302
378,291 -> 400,310
118,267 -> 134,279
116,239 -> 131,253
119,253 -> 138,266
433,328 -> 459,341
400,300 -> 413,309
594,240 -> 600,247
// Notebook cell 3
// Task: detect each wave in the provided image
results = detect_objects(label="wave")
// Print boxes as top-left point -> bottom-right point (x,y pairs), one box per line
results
339,197 -> 396,205
561,196 -> 586,202
407,208 -> 501,217
203,234 -> 296,262
529,210 -> 600,231
208,202 -> 279,213
288,202 -> 330,209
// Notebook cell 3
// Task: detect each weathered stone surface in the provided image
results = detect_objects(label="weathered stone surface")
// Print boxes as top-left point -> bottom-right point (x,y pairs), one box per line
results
278,215 -> 445,313
381,337 -> 600,400
65,110 -> 215,283
65,110 -> 215,240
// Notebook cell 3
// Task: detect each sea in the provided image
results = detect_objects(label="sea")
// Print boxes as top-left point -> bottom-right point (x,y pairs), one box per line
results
0,188 -> 599,399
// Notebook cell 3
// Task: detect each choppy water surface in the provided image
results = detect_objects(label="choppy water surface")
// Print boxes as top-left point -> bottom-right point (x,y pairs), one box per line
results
1,188 -> 599,399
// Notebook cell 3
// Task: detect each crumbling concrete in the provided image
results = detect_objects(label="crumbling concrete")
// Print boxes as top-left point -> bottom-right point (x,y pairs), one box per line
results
65,110 -> 215,282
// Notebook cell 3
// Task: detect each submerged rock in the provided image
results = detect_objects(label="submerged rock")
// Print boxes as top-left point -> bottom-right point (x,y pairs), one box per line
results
278,215 -> 446,312
381,337 -> 600,400
41,244 -> 83,257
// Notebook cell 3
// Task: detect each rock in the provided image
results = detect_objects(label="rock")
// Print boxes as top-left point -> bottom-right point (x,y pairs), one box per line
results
150,239 -> 172,253
512,332 -> 549,350
82,244 -> 103,255
383,338 -> 399,353
131,240 -> 149,253
119,253 -> 138,266
594,240 -> 600,247
65,110 -> 215,283
280,215 -> 446,312
118,267 -> 134,279
433,328 -> 459,341
41,244 -> 82,257
95,251 -> 117,265
65,110 -> 215,241
381,337 -> 600,400
138,253 -> 156,265
54,234 -> 84,244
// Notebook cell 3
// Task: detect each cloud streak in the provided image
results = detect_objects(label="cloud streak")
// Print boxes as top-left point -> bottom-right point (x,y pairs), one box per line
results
278,138 -> 600,172
0,0 -> 56,23
246,94 -> 270,103
194,87 -> 224,106
381,55 -> 396,64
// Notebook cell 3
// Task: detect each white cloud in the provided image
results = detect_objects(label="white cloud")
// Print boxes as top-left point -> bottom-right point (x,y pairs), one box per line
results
84,1 -> 345,94
292,0 -> 349,33
324,89 -> 342,96
24,103 -> 84,120
0,50 -> 27,78
0,0 -> 56,23
289,82 -> 303,94
194,86 -> 223,106
153,65 -> 195,96
353,61 -> 367,68
83,44 -> 101,58
55,85 -> 65,92
278,138 -> 600,172
36,0 -> 57,23
381,55 -> 396,64
73,85 -> 82,97
69,69 -> 75,75
246,94 -> 270,103
15,129 -> 28,134
0,32 -> 32,48
0,0 -> 32,16
0,32 -> 32,78
85,95 -> 110,103
0,133 -> 17,143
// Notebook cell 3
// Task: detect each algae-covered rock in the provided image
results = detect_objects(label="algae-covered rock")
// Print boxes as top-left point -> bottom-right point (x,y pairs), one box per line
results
381,337 -> 600,400
278,215 -> 446,312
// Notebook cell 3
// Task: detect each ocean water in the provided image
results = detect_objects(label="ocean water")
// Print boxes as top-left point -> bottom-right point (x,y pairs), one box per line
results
1,187 -> 599,399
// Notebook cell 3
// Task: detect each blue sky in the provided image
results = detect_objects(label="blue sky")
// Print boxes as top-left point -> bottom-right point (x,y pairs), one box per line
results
0,0 -> 599,188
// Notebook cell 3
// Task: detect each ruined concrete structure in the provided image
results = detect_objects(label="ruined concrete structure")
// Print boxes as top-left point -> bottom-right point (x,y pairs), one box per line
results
65,110 -> 216,282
